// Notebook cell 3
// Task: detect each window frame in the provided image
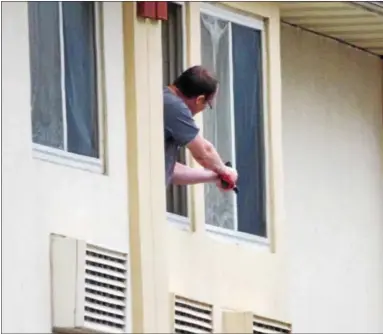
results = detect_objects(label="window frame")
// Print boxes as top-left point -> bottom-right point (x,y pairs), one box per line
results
30,2 -> 106,174
200,3 -> 271,245
171,1 -> 187,72
162,1 -> 192,226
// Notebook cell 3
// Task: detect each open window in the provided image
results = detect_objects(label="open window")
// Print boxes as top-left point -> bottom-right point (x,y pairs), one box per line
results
200,4 -> 268,241
162,2 -> 189,218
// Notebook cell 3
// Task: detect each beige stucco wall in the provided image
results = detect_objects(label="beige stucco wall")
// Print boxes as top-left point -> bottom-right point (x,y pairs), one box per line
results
2,2 -> 131,332
4,1 -> 382,332
281,24 -> 383,332
122,3 -> 170,332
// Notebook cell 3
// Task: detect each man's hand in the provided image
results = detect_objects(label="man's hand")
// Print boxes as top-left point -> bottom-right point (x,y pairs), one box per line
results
213,166 -> 238,192
185,134 -> 238,189
215,179 -> 230,192
219,166 -> 238,189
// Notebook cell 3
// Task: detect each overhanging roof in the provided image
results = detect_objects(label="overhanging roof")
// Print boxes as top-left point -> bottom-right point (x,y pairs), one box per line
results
279,1 -> 383,57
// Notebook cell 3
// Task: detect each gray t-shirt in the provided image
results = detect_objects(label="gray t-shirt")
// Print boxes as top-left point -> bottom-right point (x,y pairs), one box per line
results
163,87 -> 199,186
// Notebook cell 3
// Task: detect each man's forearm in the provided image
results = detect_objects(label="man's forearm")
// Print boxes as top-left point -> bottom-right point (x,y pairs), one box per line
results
187,136 -> 227,175
172,162 -> 219,185
200,140 -> 227,174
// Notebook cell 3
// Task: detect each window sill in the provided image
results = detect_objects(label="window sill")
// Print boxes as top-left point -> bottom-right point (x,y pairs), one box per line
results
32,143 -> 104,174
206,224 -> 270,250
167,212 -> 191,232
167,212 -> 270,250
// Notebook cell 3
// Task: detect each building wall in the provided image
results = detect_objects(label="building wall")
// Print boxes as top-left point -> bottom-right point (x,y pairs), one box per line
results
2,2 -> 130,332
281,24 -> 383,333
5,1 -> 382,333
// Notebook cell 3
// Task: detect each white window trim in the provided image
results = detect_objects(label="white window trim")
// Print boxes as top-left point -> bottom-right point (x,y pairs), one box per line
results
32,143 -> 103,174
167,211 -> 270,249
31,2 -> 106,174
171,1 -> 187,70
206,224 -> 270,249
200,3 -> 264,30
167,212 -> 191,232
200,3 -> 270,244
227,20 -> 238,231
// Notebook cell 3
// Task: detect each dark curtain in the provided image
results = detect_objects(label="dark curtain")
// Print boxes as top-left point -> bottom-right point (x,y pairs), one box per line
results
232,23 -> 267,237
63,2 -> 99,158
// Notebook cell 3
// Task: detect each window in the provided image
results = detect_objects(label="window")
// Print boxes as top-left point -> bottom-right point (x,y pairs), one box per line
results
162,2 -> 188,217
200,5 -> 267,239
28,2 -> 103,164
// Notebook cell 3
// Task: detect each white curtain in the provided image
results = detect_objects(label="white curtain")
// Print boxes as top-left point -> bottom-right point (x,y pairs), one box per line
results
28,2 -> 99,158
201,14 -> 235,230
28,2 -> 64,149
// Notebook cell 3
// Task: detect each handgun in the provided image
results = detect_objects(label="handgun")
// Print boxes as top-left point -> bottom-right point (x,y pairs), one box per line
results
220,161 -> 239,194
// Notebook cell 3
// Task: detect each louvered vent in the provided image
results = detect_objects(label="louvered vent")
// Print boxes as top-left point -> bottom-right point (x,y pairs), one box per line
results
51,235 -> 129,334
253,316 -> 291,334
84,244 -> 128,332
174,296 -> 213,333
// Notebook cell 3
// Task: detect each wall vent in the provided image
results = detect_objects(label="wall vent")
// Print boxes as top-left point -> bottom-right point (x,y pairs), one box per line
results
83,244 -> 127,331
51,234 -> 129,333
253,316 -> 291,334
174,295 -> 213,333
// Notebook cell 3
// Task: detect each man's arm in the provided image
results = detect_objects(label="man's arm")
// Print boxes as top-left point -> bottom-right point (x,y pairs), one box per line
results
172,162 -> 219,185
186,135 -> 236,179
164,100 -> 237,185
